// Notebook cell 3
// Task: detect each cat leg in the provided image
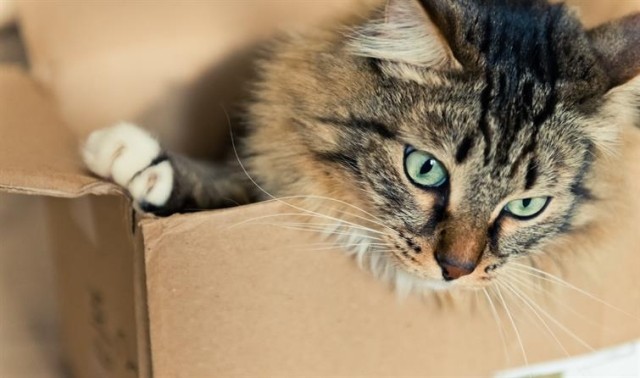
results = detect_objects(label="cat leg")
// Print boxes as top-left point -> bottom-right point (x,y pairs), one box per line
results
82,122 -> 254,215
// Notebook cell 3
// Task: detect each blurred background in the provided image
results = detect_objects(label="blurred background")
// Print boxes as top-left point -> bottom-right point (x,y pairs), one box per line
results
1,1 -> 639,377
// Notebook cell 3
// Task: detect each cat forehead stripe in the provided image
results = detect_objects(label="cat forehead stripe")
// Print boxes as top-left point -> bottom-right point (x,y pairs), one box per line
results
524,158 -> 539,190
454,134 -> 475,164
315,116 -> 397,139
473,6 -> 561,169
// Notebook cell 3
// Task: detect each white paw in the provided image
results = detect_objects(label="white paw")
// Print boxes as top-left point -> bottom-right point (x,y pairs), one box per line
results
128,160 -> 174,207
82,122 -> 173,207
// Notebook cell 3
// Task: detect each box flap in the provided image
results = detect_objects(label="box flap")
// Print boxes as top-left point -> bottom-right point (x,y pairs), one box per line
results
0,66 -> 116,197
46,195 -> 140,378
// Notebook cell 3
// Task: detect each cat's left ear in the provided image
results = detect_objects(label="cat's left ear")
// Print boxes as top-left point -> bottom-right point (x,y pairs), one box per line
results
348,0 -> 461,80
588,14 -> 640,93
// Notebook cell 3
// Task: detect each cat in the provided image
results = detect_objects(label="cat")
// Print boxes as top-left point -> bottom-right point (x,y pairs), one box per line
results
82,0 -> 640,294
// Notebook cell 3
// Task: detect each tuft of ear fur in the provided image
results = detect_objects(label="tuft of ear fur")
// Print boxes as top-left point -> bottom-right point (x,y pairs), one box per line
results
348,0 -> 459,71
588,14 -> 640,135
588,14 -> 640,90
600,75 -> 640,138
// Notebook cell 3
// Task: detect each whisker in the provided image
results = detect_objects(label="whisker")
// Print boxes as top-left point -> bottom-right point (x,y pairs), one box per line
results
499,277 -> 570,357
226,110 -> 394,243
301,243 -> 390,252
482,288 -> 511,364
497,278 -> 552,337
302,241 -> 389,247
257,194 -> 393,230
229,212 -> 392,237
509,263 -> 637,319
258,197 -> 394,234
502,270 -> 604,329
503,280 -> 594,352
249,223 -> 387,240
494,285 -> 529,367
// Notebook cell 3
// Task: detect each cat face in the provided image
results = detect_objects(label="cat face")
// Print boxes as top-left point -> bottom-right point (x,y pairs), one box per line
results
309,77 -> 602,289
353,86 -> 596,287
247,0 -> 640,292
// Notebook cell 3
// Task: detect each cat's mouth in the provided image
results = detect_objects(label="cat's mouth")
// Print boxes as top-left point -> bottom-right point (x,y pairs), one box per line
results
388,248 -> 498,288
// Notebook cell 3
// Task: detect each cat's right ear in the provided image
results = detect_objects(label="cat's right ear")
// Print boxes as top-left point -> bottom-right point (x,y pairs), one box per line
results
588,14 -> 640,91
588,14 -> 640,135
348,0 -> 461,78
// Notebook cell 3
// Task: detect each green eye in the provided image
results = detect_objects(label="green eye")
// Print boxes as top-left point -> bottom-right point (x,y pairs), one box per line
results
505,197 -> 550,219
404,148 -> 447,188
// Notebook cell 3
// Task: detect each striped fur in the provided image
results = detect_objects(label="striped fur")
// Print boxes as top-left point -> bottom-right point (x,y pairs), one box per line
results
242,0 -> 640,291
85,0 -> 640,293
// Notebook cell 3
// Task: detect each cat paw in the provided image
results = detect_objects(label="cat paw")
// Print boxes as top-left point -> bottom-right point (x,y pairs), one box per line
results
82,122 -> 174,208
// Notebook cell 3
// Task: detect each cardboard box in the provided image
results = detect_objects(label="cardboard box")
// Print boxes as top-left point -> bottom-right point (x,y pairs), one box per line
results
2,1 -> 640,377
3,57 -> 640,378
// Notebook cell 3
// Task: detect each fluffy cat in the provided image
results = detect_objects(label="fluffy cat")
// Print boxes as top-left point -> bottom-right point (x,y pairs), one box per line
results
83,0 -> 640,294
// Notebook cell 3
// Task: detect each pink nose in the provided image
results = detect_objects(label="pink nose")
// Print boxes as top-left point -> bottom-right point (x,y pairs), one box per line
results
440,262 -> 475,280
435,254 -> 478,281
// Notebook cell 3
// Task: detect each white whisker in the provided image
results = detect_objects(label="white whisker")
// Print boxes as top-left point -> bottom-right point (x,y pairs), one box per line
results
503,270 -> 604,329
500,278 -> 570,357
229,212 -> 392,237
258,194 -> 393,230
226,110 -> 394,245
248,222 -> 386,240
503,279 -> 594,352
495,285 -> 529,367
509,263 -> 637,319
301,243 -> 390,252
483,288 -> 511,364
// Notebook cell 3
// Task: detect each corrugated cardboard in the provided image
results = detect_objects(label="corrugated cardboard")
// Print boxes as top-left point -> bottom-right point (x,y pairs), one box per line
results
0,67 -> 113,197
0,67 -> 139,377
134,128 -> 640,376
46,196 -> 141,378
1,1 -> 640,377
2,57 -> 640,378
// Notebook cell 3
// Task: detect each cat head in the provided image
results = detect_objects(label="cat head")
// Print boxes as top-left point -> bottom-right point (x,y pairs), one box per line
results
250,0 -> 640,292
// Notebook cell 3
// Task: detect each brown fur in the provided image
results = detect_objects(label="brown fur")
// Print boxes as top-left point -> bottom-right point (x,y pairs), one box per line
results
90,0 -> 640,293
239,0 -> 640,291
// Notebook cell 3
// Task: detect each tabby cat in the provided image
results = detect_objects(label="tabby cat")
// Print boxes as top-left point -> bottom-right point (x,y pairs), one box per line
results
83,0 -> 640,293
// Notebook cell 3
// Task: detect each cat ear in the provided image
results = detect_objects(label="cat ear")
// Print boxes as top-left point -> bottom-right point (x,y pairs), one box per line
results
348,0 -> 460,71
588,14 -> 640,91
588,14 -> 640,139
583,14 -> 639,154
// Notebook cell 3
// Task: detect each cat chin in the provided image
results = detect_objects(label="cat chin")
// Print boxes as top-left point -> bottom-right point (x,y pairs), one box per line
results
392,268 -> 453,295
361,248 -> 454,296
328,226 -> 453,296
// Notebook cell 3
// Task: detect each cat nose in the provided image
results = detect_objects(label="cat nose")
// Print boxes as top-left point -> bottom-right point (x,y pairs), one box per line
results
440,263 -> 474,280
435,254 -> 477,281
